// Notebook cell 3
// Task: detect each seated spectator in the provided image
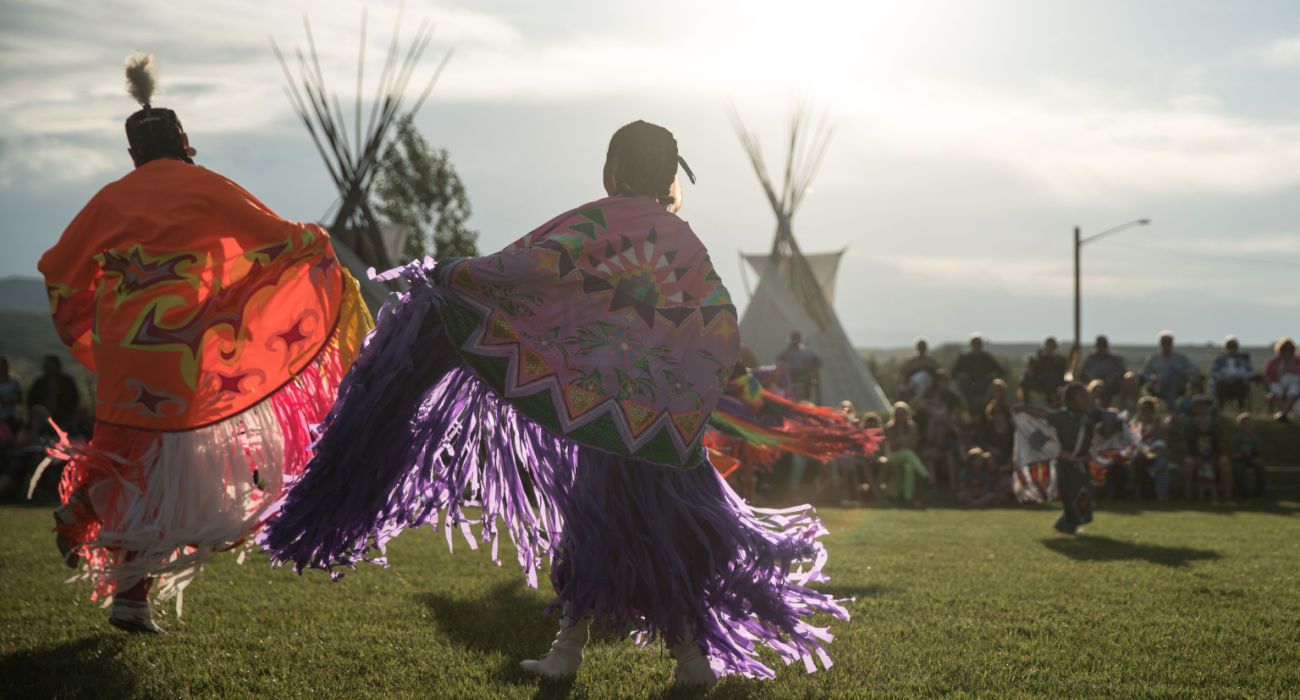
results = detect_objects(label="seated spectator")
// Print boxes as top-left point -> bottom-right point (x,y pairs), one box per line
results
858,413 -> 889,501
1210,336 -> 1256,412
1264,338 -> 1300,423
917,370 -> 964,490
1021,336 -> 1067,404
0,356 -> 21,435
884,402 -> 933,504
1182,401 -> 1231,502
978,402 -> 1015,469
1112,372 -> 1142,414
1078,335 -> 1127,403
952,333 -> 1005,411
971,378 -> 1011,436
1130,397 -> 1170,502
1140,331 -> 1198,409
1230,413 -> 1266,498
1174,376 -> 1213,421
957,448 -> 1002,506
0,356 -> 21,498
898,337 -> 939,401
26,355 -> 80,437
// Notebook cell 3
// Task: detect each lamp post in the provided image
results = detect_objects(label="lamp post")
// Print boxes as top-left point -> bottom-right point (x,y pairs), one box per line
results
1073,218 -> 1150,359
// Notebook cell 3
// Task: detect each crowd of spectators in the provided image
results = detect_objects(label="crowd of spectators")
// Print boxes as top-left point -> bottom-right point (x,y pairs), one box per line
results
0,355 -> 91,500
765,332 -> 1296,509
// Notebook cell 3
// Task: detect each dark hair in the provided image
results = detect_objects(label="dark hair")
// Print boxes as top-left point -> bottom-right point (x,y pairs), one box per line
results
126,107 -> 192,165
1061,382 -> 1088,405
985,400 -> 1011,421
43,354 -> 62,369
606,120 -> 694,207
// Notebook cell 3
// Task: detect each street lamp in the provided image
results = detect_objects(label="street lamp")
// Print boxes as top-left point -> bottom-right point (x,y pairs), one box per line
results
1073,218 -> 1150,359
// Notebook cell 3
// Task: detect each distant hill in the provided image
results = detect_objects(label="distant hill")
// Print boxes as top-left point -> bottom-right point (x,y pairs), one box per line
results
0,311 -> 68,365
0,277 -> 49,315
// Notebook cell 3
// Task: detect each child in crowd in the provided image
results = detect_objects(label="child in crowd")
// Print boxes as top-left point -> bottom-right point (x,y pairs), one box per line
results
957,448 -> 1002,506
1196,454 -> 1221,504
1130,397 -> 1170,502
859,413 -> 889,501
885,402 -> 932,504
1230,413 -> 1266,498
1087,379 -> 1109,410
1183,401 -> 1231,502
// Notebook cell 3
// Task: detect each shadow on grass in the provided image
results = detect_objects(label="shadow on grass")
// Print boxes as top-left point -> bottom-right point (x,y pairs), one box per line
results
1041,534 -> 1221,568
0,635 -> 133,699
417,580 -> 577,695
1099,497 -> 1300,518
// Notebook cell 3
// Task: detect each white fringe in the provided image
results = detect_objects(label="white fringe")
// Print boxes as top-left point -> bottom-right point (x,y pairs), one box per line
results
75,401 -> 286,615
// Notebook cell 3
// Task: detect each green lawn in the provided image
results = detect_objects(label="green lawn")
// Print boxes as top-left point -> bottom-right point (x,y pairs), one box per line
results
2,499 -> 1298,698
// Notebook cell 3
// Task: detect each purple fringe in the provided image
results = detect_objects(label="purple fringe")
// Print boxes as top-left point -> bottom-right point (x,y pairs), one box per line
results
259,264 -> 849,679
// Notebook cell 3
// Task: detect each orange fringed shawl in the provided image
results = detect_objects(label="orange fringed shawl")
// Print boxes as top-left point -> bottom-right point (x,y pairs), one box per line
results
39,159 -> 351,431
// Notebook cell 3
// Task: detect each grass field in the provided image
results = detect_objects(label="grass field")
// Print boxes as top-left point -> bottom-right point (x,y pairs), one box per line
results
2,498 -> 1298,699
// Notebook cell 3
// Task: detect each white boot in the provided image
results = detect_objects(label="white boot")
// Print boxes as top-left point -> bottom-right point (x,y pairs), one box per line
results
109,599 -> 164,634
670,635 -> 717,689
519,617 -> 590,678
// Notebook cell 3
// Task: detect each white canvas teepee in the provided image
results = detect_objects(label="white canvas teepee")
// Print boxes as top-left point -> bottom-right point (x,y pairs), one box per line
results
732,110 -> 890,413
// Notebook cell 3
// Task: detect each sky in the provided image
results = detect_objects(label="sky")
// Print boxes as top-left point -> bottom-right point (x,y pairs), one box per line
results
2,0 -> 1298,350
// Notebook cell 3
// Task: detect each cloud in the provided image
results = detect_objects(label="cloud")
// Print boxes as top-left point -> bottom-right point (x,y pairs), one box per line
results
835,79 -> 1300,204
1175,232 -> 1300,256
0,135 -> 117,188
1253,35 -> 1300,67
8,1 -> 1300,207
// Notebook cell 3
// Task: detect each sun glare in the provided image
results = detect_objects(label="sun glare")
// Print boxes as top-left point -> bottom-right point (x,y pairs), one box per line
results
698,0 -> 930,104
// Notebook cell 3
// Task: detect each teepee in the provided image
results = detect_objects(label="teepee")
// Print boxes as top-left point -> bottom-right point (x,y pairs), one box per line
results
732,108 -> 890,413
272,10 -> 450,272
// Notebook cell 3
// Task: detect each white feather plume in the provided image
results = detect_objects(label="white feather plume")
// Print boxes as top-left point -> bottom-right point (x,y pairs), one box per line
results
124,52 -> 157,107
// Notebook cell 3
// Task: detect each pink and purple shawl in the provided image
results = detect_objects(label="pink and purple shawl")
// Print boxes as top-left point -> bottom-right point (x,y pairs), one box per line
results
435,195 -> 739,468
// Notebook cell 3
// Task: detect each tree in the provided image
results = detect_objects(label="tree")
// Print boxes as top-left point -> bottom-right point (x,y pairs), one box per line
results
371,116 -> 478,261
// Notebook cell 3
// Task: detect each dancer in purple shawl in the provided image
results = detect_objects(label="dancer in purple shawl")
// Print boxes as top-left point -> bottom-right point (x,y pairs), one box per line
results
261,121 -> 848,687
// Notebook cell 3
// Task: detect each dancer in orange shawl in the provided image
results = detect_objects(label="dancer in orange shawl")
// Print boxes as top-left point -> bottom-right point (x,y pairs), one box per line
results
38,54 -> 371,632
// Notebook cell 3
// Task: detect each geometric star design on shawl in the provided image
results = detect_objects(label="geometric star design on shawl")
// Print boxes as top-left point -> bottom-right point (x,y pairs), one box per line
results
312,253 -> 337,276
1028,427 -> 1052,453
579,227 -> 703,329
99,246 -> 198,302
122,379 -> 181,416
254,240 -> 290,262
274,318 -> 311,354
125,259 -> 289,388
536,208 -> 607,278
214,371 -> 250,394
